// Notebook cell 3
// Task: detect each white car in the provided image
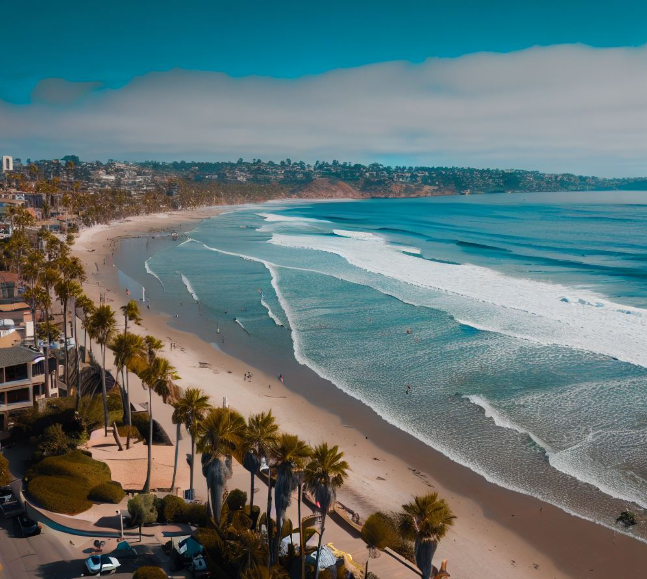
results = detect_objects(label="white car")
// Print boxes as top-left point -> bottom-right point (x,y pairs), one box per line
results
84,555 -> 121,575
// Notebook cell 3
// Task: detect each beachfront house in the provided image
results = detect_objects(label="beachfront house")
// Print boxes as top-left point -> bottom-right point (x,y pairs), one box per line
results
0,346 -> 59,440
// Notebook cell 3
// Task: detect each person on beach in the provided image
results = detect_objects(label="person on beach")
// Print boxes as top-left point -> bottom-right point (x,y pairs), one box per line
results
279,374 -> 284,383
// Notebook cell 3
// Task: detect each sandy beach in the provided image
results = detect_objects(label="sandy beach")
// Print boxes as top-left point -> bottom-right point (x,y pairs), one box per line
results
72,206 -> 647,579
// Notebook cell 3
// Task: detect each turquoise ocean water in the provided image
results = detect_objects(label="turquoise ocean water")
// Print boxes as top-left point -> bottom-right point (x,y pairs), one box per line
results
121,191 -> 647,537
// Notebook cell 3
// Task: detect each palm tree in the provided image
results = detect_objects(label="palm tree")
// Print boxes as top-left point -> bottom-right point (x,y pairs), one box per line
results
271,433 -> 311,565
242,412 -> 279,517
118,300 -> 142,437
361,512 -> 398,576
77,294 -> 95,361
171,387 -> 211,497
109,332 -> 146,448
304,443 -> 349,579
198,407 -> 245,523
88,304 -> 116,436
227,528 -> 268,577
144,335 -> 163,366
138,356 -> 180,493
39,266 -> 60,396
54,276 -> 83,390
398,493 -> 455,579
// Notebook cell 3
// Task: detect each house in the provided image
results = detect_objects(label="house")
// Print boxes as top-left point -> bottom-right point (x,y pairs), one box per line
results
0,346 -> 59,439
0,301 -> 34,344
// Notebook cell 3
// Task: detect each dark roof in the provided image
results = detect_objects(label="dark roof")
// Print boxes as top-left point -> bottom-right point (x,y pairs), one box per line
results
0,346 -> 41,367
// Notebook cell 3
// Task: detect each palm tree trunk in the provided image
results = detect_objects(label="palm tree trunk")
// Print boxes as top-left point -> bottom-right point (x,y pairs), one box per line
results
143,387 -> 153,492
73,300 -> 81,409
313,511 -> 327,579
171,421 -> 180,491
100,345 -> 109,436
299,484 -> 305,579
189,434 -> 195,499
62,299 -> 69,390
266,470 -> 273,569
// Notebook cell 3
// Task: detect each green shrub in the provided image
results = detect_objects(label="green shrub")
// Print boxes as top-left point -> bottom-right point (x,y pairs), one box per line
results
128,493 -> 158,529
130,412 -> 172,445
133,566 -> 167,579
117,425 -> 142,443
107,387 -> 123,412
225,489 -> 247,512
185,502 -> 209,526
25,450 -> 113,514
34,423 -> 78,460
0,452 -> 12,486
161,494 -> 187,523
88,481 -> 126,504
27,475 -> 92,514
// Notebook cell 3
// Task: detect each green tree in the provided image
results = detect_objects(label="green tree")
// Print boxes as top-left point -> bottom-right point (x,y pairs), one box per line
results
242,411 -> 279,515
109,332 -> 146,448
172,387 -> 211,499
198,407 -> 245,522
271,433 -> 310,566
397,493 -> 455,579
127,493 -> 158,540
304,443 -> 349,579
361,512 -> 399,576
138,356 -> 179,493
88,305 -> 117,435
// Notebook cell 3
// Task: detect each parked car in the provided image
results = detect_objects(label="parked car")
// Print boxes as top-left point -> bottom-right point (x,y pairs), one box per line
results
84,555 -> 121,576
17,513 -> 41,537
0,486 -> 14,504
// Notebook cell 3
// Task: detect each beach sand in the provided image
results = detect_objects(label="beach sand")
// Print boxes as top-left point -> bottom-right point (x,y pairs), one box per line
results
72,207 -> 647,579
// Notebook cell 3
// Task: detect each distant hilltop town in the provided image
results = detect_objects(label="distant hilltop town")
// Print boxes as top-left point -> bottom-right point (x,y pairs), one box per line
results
0,154 -> 646,231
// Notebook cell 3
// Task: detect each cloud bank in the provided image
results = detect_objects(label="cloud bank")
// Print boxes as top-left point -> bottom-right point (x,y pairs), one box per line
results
1,44 -> 646,176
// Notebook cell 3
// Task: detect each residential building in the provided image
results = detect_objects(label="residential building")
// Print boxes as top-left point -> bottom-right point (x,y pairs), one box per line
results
1,156 -> 12,173
0,346 -> 59,439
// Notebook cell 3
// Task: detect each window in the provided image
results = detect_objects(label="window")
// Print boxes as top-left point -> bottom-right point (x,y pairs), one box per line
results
0,368 -> 4,383
0,392 -> 4,405
0,413 -> 4,431
5,364 -> 27,382
6,388 -> 30,404
32,361 -> 44,376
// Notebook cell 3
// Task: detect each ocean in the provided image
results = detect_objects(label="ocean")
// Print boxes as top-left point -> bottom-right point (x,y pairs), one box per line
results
115,191 -> 647,539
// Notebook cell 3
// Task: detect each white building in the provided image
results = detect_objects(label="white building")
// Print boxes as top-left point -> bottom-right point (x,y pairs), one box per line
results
2,156 -> 13,172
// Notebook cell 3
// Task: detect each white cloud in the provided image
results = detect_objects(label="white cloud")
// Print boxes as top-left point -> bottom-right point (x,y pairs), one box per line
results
1,44 -> 646,176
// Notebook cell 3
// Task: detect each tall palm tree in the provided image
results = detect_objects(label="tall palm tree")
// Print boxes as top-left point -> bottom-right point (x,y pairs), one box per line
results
171,387 -> 211,497
398,493 -> 455,579
77,295 -> 96,362
144,335 -> 163,366
88,304 -> 116,436
39,266 -> 60,397
109,332 -> 146,448
198,407 -> 245,523
118,300 -> 142,436
54,275 -> 83,390
271,433 -> 311,565
138,356 -> 180,493
242,412 -> 279,516
304,443 -> 349,579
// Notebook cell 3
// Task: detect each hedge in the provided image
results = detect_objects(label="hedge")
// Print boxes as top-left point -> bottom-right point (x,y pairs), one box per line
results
160,494 -> 187,523
25,450 -> 114,515
88,481 -> 126,504
133,566 -> 167,579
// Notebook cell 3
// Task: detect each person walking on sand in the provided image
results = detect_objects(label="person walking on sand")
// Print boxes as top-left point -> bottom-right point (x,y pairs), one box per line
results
279,374 -> 284,384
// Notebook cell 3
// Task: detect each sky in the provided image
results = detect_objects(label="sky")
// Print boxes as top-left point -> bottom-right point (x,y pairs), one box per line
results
1,0 -> 647,176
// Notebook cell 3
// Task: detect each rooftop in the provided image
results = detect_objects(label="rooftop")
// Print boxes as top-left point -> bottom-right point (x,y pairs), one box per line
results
0,345 -> 41,367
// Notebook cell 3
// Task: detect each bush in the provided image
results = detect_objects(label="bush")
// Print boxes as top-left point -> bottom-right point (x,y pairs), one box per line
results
117,425 -> 143,443
25,450 -> 113,514
0,453 -> 10,486
34,423 -> 78,460
130,412 -> 172,445
226,489 -> 247,512
185,502 -> 209,526
107,386 -> 123,412
128,493 -> 158,529
89,481 -> 126,504
133,566 -> 167,579
161,494 -> 187,523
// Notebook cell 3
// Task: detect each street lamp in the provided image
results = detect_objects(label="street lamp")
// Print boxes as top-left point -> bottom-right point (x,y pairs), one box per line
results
116,510 -> 123,539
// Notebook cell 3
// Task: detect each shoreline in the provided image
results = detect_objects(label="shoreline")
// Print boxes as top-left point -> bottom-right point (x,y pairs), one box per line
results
72,206 -> 647,579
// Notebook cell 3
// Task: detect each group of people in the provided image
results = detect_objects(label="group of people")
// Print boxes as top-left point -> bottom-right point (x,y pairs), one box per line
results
244,371 -> 253,381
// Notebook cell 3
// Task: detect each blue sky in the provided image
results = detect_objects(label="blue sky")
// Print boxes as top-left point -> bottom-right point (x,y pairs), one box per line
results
1,1 -> 647,175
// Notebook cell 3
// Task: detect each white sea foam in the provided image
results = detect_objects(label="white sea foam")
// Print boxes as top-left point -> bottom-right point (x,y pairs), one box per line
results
144,258 -> 164,290
463,394 -> 553,452
178,272 -> 199,302
269,232 -> 647,368
257,212 -> 331,224
261,297 -> 284,327
333,229 -> 377,240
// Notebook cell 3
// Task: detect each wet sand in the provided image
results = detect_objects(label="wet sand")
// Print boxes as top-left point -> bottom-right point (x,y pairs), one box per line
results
73,208 -> 647,579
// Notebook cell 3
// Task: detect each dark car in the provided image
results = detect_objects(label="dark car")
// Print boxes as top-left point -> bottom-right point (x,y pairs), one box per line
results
17,513 -> 41,537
